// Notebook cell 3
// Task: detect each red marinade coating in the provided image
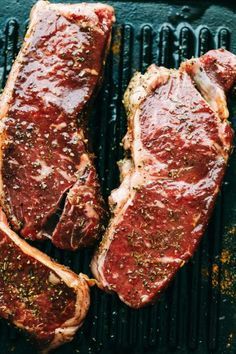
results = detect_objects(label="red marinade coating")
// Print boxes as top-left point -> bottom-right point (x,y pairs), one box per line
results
97,54 -> 235,307
199,49 -> 236,91
1,3 -> 114,249
0,227 -> 76,347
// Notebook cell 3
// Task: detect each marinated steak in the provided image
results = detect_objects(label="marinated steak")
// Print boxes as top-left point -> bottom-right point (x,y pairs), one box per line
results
0,0 -> 115,250
91,49 -> 236,308
0,209 -> 90,352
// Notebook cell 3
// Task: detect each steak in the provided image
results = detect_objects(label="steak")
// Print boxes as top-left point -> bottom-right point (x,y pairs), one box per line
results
0,209 -> 90,352
0,0 -> 115,250
91,49 -> 236,308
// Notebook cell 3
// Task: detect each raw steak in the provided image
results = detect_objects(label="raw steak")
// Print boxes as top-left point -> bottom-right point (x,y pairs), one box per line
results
0,0 -> 115,250
0,209 -> 90,352
91,49 -> 236,308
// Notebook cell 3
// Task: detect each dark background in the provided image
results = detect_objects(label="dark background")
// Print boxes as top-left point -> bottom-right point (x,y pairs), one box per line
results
0,1 -> 235,353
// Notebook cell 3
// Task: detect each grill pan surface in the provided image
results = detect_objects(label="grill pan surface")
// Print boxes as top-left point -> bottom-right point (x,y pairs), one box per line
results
0,0 -> 236,353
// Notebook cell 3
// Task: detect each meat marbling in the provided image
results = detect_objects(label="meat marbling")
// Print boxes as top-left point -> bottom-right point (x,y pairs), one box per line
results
0,209 -> 90,352
0,0 -> 115,250
91,49 -> 236,308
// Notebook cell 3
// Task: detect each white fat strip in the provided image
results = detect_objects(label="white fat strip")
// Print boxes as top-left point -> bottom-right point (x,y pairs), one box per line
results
92,67 -> 172,288
181,64 -> 230,159
129,85 -> 147,108
110,181 -> 130,210
118,158 -> 133,180
0,119 -> 6,133
49,271 -> 61,285
130,170 -> 144,189
189,61 -> 228,120
0,0 -> 114,346
111,169 -> 150,212
54,325 -> 79,341
109,159 -> 134,211
31,160 -> 54,181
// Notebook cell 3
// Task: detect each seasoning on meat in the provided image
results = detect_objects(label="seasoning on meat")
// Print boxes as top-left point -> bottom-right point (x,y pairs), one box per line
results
91,49 -> 236,308
0,0 -> 115,250
0,209 -> 90,352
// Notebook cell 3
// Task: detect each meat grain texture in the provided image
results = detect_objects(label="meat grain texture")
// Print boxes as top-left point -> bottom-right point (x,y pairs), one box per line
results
0,209 -> 90,352
92,49 -> 236,308
0,0 -> 116,351
0,0 -> 115,250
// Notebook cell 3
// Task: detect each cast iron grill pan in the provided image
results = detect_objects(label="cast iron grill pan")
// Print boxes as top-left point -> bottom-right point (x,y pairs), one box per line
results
0,1 -> 235,353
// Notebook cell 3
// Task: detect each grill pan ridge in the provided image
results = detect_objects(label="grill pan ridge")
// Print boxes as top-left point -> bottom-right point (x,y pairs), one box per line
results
0,1 -> 236,353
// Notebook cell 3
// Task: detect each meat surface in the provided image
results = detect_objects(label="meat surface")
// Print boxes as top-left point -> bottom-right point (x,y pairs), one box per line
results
91,49 -> 236,308
0,0 -> 115,250
0,209 -> 90,352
